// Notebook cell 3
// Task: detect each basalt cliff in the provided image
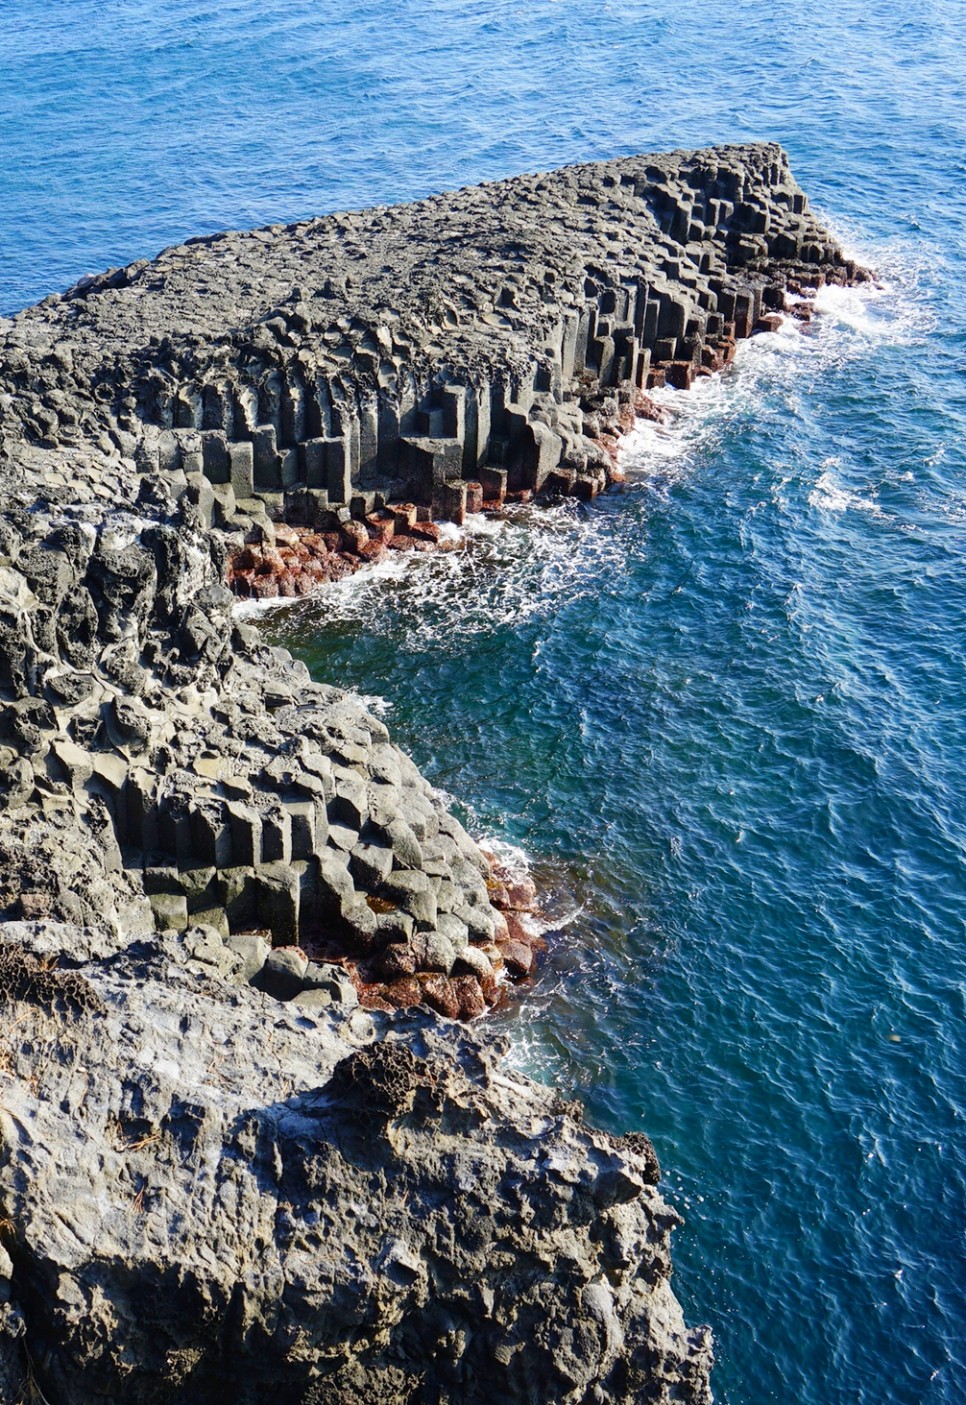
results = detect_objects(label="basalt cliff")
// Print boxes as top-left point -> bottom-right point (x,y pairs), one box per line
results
0,143 -> 856,1403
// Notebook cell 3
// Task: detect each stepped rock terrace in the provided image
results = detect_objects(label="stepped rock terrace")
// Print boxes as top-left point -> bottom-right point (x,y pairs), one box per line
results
0,144 -> 857,1403
2,142 -> 856,545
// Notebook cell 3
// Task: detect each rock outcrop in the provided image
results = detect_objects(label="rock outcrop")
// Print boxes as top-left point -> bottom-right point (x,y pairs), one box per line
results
0,922 -> 710,1405
0,142 -> 858,1401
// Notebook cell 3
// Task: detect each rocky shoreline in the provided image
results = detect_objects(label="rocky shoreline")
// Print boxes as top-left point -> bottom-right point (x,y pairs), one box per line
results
0,144 -> 857,1402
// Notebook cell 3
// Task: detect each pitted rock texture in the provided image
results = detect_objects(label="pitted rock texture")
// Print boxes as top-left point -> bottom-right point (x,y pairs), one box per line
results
0,923 -> 711,1405
0,144 -> 856,1401
0,142 -> 857,1006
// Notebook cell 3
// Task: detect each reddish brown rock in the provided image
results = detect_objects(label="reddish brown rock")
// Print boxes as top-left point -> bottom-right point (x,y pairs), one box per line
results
753,313 -> 783,334
502,875 -> 538,911
479,970 -> 501,1006
635,391 -> 666,423
465,481 -> 484,513
390,503 -> 418,531
498,939 -> 534,979
251,576 -> 279,599
420,974 -> 461,1020
366,511 -> 396,543
505,912 -> 534,947
485,874 -> 510,908
490,910 -> 510,945
340,520 -> 370,555
325,555 -> 356,581
451,975 -> 487,1020
357,539 -> 387,563
665,361 -> 694,391
573,473 -> 603,500
372,944 -> 418,981
383,977 -> 423,1009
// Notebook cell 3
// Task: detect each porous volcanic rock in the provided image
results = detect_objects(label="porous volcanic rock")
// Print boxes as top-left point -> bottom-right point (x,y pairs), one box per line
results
0,142 -> 860,1401
0,923 -> 711,1405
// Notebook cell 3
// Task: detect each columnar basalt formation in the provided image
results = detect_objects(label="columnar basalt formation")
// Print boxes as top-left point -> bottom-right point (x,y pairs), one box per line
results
0,144 -> 856,1402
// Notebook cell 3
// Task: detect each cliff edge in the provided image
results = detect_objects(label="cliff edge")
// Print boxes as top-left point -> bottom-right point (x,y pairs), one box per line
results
0,143 -> 856,1402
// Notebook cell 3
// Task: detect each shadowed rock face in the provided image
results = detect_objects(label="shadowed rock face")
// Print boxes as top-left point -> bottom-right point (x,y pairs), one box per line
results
0,923 -> 711,1405
0,143 -> 855,1402
0,141 -> 854,532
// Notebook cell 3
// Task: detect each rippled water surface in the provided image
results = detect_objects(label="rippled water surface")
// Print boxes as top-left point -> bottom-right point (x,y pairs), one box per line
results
4,3 -> 966,1403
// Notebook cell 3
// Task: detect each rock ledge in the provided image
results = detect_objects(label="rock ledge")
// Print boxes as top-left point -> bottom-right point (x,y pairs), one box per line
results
0,143 -> 858,1402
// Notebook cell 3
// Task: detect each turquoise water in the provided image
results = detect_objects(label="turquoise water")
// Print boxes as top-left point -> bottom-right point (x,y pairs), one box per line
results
3,4 -> 965,1403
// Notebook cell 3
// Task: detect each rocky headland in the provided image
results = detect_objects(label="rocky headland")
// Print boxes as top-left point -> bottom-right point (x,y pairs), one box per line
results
0,143 -> 857,1402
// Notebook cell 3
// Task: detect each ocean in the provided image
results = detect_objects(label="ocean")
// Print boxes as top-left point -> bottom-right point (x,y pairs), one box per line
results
2,3 -> 964,1402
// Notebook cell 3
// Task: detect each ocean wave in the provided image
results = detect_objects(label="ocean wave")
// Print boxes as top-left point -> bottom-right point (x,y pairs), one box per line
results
620,241 -> 929,505
808,460 -> 885,517
254,500 -> 628,652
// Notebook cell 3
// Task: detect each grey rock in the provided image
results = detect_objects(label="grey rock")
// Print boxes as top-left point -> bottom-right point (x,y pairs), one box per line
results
297,962 -> 359,1009
253,944 -> 309,999
0,142 -> 855,1401
375,909 -> 415,944
349,839 -> 394,888
386,815 -> 424,869
0,927 -> 711,1405
225,928 -> 271,981
149,890 -> 188,932
183,922 -> 240,978
411,930 -> 457,975
436,909 -> 471,952
382,869 -> 438,928
453,943 -> 496,981
465,902 -> 497,945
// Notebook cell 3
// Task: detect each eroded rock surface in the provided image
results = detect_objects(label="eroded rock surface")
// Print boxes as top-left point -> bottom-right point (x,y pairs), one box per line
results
0,142 -> 858,1401
0,924 -> 711,1405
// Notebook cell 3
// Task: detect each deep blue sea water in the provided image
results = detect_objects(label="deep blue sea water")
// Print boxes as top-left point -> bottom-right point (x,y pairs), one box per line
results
3,3 -> 965,1402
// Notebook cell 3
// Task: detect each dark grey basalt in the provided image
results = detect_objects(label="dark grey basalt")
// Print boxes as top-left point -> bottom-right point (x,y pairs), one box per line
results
0,923 -> 710,1405
0,143 -> 855,1402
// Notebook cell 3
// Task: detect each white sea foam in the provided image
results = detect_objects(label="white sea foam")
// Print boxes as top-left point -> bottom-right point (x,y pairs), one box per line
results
620,241 -> 926,497
248,500 -> 627,651
808,462 -> 884,517
346,688 -> 393,716
231,547 -> 424,621
477,834 -> 532,882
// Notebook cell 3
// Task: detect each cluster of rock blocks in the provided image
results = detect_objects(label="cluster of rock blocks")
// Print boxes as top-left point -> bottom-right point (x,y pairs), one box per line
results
0,143 -> 858,1402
